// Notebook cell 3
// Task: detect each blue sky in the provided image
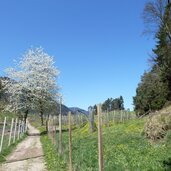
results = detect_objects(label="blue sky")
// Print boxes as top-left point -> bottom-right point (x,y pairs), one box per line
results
0,0 -> 155,110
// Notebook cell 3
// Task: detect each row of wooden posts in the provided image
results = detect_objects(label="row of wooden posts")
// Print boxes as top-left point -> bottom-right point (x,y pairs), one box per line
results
0,117 -> 28,153
47,106 -> 134,171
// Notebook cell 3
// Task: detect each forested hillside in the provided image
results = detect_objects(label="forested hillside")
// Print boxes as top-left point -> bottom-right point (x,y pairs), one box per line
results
134,0 -> 171,116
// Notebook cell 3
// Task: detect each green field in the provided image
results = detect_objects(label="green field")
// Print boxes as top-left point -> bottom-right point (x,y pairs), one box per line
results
41,118 -> 171,171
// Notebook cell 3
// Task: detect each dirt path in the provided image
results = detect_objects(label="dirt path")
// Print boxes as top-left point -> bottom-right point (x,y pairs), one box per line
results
0,123 -> 47,171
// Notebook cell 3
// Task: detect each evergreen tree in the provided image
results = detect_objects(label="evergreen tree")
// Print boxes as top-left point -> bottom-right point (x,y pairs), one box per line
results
133,70 -> 168,115
134,1 -> 171,115
102,96 -> 125,112
153,3 -> 171,99
119,96 -> 124,110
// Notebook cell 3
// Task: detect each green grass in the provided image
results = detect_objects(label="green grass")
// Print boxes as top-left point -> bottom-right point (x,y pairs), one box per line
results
55,119 -> 171,171
40,135 -> 68,171
30,115 -> 68,170
31,115 -> 171,171
0,134 -> 27,163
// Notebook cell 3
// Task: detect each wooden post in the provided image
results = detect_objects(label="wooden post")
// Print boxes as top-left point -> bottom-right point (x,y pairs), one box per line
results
112,111 -> 115,123
52,116 -> 55,145
8,118 -> 14,146
13,118 -> 18,143
120,110 -> 123,123
59,96 -> 62,154
97,104 -> 104,171
53,116 -> 57,146
89,107 -> 95,133
76,112 -> 78,127
65,116 -> 67,126
122,111 -> 124,123
49,115 -> 52,140
107,110 -> 109,127
47,116 -> 49,136
0,117 -> 7,153
127,111 -> 129,120
68,112 -> 72,171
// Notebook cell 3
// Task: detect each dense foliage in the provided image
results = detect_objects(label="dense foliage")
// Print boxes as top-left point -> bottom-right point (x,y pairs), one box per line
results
89,96 -> 124,115
101,96 -> 124,112
134,1 -> 171,116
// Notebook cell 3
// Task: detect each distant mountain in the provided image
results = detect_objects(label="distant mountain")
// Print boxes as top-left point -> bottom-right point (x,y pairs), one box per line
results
49,104 -> 88,116
69,107 -> 89,115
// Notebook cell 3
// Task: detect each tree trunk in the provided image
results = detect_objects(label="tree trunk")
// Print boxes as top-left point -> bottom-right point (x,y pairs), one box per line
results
24,109 -> 28,124
40,110 -> 44,126
39,100 -> 44,126
46,114 -> 49,132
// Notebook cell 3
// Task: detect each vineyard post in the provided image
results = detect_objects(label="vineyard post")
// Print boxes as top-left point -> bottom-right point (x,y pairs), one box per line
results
8,118 -> 14,146
59,96 -> 62,153
47,115 -> 50,137
52,116 -> 55,145
127,111 -> 129,120
97,104 -> 104,171
0,117 -> 7,153
68,111 -> 72,171
13,118 -> 18,143
107,110 -> 109,127
89,107 -> 95,133
112,111 -> 115,123
120,110 -> 123,123
122,111 -> 125,123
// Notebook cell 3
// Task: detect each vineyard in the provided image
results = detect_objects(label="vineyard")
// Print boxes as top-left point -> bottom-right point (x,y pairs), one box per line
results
39,109 -> 171,171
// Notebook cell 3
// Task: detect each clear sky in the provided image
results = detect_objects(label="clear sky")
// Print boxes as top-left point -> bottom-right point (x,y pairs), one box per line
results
0,0 -> 155,110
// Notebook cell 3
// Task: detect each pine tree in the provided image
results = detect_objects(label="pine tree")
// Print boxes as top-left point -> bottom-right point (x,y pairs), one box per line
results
153,3 -> 171,99
134,1 -> 171,115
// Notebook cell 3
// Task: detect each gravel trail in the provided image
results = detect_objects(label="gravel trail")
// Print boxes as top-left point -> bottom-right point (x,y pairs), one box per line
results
0,122 -> 47,171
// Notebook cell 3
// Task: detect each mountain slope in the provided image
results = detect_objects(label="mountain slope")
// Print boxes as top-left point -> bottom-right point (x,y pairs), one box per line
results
69,107 -> 88,115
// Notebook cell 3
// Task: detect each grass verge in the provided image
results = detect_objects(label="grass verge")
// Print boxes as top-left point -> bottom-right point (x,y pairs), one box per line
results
0,134 -> 27,163
30,116 -> 68,171
40,134 -> 68,171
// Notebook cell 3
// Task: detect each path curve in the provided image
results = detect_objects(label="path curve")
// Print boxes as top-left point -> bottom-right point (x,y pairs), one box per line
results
0,122 -> 47,171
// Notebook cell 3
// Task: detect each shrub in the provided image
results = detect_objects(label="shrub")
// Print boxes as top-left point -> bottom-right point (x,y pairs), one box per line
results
144,112 -> 171,140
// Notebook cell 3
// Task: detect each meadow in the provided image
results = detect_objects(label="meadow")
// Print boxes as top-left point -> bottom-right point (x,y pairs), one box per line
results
41,118 -> 171,171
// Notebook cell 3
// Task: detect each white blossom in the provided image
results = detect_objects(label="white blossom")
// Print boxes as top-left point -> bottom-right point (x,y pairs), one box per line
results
3,47 -> 60,117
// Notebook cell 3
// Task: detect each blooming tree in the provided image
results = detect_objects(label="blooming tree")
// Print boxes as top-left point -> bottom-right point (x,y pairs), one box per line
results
3,47 -> 60,124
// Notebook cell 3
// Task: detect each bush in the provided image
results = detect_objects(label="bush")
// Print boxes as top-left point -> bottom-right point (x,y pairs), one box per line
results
144,112 -> 171,140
